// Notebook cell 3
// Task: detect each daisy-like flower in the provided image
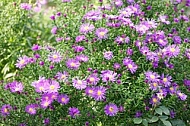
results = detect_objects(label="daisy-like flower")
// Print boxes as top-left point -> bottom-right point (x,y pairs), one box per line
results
41,93 -> 57,101
166,44 -> 180,58
56,71 -> 69,82
32,44 -> 41,51
69,107 -> 80,118
115,35 -> 130,44
168,86 -> 177,95
40,99 -> 52,109
25,104 -> 38,115
149,82 -> 159,91
66,58 -> 81,70
9,81 -> 24,93
113,0 -> 123,7
160,74 -> 172,87
173,36 -> 181,44
184,49 -> 190,60
145,71 -> 160,83
123,57 -> 138,74
149,95 -> 160,106
101,70 -> 117,82
57,94 -> 70,105
159,15 -> 170,24
62,0 -> 71,2
85,86 -> 95,97
95,28 -> 108,40
73,46 -> 85,53
79,23 -> 95,34
83,10 -> 102,21
48,51 -> 62,63
146,19 -> 158,29
135,24 -> 149,34
72,78 -> 87,90
75,35 -> 86,43
15,56 -> 29,69
176,90 -> 187,101
75,54 -> 89,62
86,74 -> 100,85
103,51 -> 113,60
104,103 -> 118,116
92,86 -> 106,101
113,63 -> 121,70
46,80 -> 60,93
31,77 -> 49,93
20,3 -> 32,10
1,104 -> 12,116
51,26 -> 58,34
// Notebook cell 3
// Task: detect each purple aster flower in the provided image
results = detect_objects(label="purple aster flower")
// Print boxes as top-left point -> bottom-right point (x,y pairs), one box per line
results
135,24 -> 149,34
20,3 -> 32,10
123,57 -> 138,74
159,15 -> 170,24
75,35 -> 86,43
157,88 -> 168,99
184,79 -> 190,87
170,110 -> 176,118
113,63 -> 121,70
104,103 -> 118,116
103,51 -> 113,60
15,55 -> 29,69
72,78 -> 87,90
50,15 -> 55,20
83,10 -> 102,21
113,0 -> 123,7
146,19 -> 157,28
146,51 -> 159,62
62,0 -> 71,2
48,51 -> 62,63
73,46 -> 85,53
166,44 -> 180,58
56,71 -> 69,82
145,71 -> 160,83
86,74 -> 100,85
1,104 -> 12,116
9,81 -> 24,93
69,107 -> 80,118
126,48 -> 133,56
168,86 -> 177,95
79,23 -> 95,34
173,36 -> 181,44
25,104 -> 38,115
101,70 -> 117,82
135,111 -> 143,118
156,38 -> 168,47
92,86 -> 106,101
19,123 -> 27,126
32,44 -> 41,51
85,86 -> 95,97
140,46 -> 150,55
51,26 -> 58,34
31,77 -> 49,93
115,36 -> 130,44
43,118 -> 50,125
160,74 -> 172,87
149,82 -> 159,91
57,94 -> 70,105
41,93 -> 57,101
176,90 -> 187,101
127,0 -> 135,4
56,37 -> 64,42
46,80 -> 60,93
66,58 -> 81,70
95,28 -> 108,40
40,99 -> 52,109
149,95 -> 160,106
75,54 -> 89,62
184,49 -> 190,60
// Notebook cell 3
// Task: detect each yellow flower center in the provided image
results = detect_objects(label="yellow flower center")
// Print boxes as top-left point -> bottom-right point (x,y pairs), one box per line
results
89,77 -> 95,82
170,87 -> 174,91
89,90 -> 93,93
150,75 -> 155,79
97,91 -> 102,96
20,60 -> 25,65
39,87 -> 44,91
99,32 -> 105,36
128,64 -> 133,69
61,98 -> 65,102
29,108 -> 34,112
61,75 -> 66,79
163,78 -> 167,82
50,85 -> 55,90
70,62 -> 76,67
170,48 -> 175,52
178,93 -> 183,97
159,39 -> 163,43
109,107 -> 113,112
53,55 -> 58,59
77,80 -> 82,85
120,38 -> 123,41
44,102 -> 49,107
4,108 -> 8,113
152,98 -> 157,103
84,26 -> 89,30
153,83 -> 157,87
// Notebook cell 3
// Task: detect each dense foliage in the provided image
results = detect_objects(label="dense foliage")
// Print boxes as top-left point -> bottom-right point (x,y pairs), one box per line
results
0,0 -> 190,126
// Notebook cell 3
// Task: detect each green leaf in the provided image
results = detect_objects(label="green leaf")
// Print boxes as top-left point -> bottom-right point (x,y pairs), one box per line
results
133,118 -> 142,124
162,120 -> 172,126
4,72 -> 16,79
155,108 -> 163,115
171,119 -> 186,126
160,106 -> 170,115
150,116 -> 159,123
142,119 -> 148,126
159,115 -> 168,121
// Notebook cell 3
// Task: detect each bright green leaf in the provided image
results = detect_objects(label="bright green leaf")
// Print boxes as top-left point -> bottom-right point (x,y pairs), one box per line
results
150,116 -> 159,123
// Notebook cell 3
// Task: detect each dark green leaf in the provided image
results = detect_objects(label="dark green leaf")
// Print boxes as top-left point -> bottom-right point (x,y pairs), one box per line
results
155,108 -> 163,115
133,118 -> 142,124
